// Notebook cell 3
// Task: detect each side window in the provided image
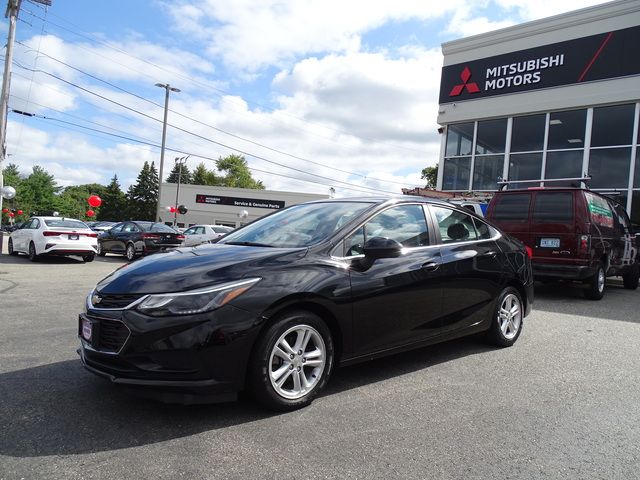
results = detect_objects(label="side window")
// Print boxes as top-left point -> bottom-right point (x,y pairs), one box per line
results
197,227 -> 206,234
585,192 -> 614,228
122,223 -> 135,233
184,227 -> 196,235
532,192 -> 573,223
612,203 -> 631,231
22,219 -> 34,229
492,194 -> 531,222
473,218 -> 495,240
342,204 -> 430,256
431,206 -> 479,244
32,219 -> 40,229
110,223 -> 124,233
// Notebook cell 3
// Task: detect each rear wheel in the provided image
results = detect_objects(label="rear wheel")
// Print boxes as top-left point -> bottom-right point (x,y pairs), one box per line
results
8,238 -> 18,255
248,311 -> 334,411
622,265 -> 639,290
125,243 -> 136,261
584,263 -> 606,300
486,287 -> 523,348
28,242 -> 39,262
96,241 -> 106,257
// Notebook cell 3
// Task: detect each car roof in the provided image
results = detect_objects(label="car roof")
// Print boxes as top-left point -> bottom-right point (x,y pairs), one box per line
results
304,195 -> 453,208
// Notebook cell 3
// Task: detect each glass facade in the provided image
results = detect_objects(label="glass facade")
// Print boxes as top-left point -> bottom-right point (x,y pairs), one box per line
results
441,102 -> 640,224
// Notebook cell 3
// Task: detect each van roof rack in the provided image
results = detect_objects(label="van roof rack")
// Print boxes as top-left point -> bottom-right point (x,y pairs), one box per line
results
497,175 -> 591,191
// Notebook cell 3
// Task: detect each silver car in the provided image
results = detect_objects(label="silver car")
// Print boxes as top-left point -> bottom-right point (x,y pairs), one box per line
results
181,224 -> 234,246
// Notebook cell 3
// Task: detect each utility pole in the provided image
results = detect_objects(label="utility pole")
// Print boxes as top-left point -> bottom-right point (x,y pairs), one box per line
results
154,82 -> 180,223
173,155 -> 189,227
0,0 -> 50,242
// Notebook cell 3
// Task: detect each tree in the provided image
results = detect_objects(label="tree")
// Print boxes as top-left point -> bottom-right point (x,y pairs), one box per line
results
17,165 -> 61,216
98,175 -> 127,221
216,154 -> 264,189
1,163 -> 22,223
192,162 -> 223,186
421,165 -> 438,188
166,162 -> 193,184
126,161 -> 159,220
56,183 -> 108,219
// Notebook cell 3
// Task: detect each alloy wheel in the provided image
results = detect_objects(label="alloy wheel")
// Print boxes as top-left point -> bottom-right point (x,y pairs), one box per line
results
597,268 -> 605,293
498,293 -> 522,340
268,324 -> 326,400
125,244 -> 135,261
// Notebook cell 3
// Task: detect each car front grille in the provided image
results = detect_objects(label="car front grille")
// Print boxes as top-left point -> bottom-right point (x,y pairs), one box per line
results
96,318 -> 130,353
92,292 -> 143,309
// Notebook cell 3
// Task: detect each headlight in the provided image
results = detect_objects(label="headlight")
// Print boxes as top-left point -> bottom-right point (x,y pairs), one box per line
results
136,278 -> 260,316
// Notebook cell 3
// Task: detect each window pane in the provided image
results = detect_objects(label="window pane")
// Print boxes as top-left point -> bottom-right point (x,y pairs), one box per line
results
442,157 -> 470,190
344,226 -> 365,257
445,123 -> 474,156
589,147 -> 632,189
473,155 -> 504,190
364,205 -> 429,248
635,147 -> 640,188
431,206 -> 478,244
492,194 -> 531,222
473,218 -> 495,239
630,191 -> 640,229
533,192 -> 573,223
508,153 -> 542,187
591,104 -> 635,147
511,114 -> 545,152
545,150 -> 583,183
475,119 -> 506,154
547,109 -> 586,150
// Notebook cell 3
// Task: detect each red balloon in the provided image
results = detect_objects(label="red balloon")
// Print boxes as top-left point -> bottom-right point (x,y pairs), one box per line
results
169,206 -> 177,213
88,195 -> 102,207
9,212 -> 15,217
86,209 -> 95,217
1,208 -> 7,213
17,209 -> 23,215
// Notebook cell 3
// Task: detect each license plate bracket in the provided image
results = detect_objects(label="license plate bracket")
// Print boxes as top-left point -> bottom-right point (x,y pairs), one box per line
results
69,234 -> 79,240
540,238 -> 560,248
81,317 -> 93,341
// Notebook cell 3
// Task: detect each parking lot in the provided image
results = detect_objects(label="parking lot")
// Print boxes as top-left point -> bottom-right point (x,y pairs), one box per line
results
1,243 -> 639,480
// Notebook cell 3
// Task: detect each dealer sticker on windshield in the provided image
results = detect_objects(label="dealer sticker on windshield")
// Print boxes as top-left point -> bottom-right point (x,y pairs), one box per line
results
540,238 -> 560,248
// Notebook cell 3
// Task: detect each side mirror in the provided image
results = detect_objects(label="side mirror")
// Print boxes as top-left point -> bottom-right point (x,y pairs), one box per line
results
362,236 -> 403,259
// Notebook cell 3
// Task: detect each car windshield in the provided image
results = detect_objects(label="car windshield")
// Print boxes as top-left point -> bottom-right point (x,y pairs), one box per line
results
220,201 -> 373,248
44,219 -> 88,229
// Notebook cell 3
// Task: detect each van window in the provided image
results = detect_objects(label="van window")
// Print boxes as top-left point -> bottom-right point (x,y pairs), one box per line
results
533,193 -> 573,223
492,194 -> 531,222
585,192 -> 614,228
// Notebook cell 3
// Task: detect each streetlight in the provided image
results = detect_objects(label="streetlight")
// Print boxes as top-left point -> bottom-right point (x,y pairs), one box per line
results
173,155 -> 190,227
155,82 -> 180,223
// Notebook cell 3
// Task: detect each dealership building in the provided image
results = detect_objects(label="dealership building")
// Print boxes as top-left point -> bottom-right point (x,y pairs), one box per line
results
158,183 -> 328,228
436,0 -> 640,222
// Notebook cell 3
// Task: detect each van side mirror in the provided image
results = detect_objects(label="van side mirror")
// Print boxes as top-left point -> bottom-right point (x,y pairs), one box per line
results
362,237 -> 403,259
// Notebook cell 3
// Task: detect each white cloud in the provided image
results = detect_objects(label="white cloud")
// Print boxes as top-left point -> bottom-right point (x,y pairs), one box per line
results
494,0 -> 611,21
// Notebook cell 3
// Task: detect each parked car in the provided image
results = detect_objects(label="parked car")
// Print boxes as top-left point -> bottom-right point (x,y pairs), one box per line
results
97,221 -> 185,261
182,224 -> 234,246
79,196 -> 533,410
90,221 -> 116,232
8,216 -> 97,262
486,187 -> 639,300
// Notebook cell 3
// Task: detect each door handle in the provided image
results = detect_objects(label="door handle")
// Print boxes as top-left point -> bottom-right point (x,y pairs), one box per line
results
421,261 -> 439,272
479,251 -> 497,258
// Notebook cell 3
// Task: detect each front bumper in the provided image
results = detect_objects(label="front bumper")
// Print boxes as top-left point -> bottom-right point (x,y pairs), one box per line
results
78,303 -> 262,403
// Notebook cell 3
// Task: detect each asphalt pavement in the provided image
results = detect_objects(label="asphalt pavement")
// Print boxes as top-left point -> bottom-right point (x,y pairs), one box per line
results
1,238 -> 639,479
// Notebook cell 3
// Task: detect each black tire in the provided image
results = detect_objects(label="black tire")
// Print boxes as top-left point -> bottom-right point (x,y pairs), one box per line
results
83,253 -> 95,263
622,265 -> 639,290
486,287 -> 524,348
8,238 -> 18,255
584,263 -> 606,300
125,243 -> 136,262
28,242 -> 39,262
96,241 -> 106,257
248,310 -> 334,411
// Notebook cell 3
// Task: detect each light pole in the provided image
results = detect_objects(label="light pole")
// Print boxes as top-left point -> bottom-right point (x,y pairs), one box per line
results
173,155 -> 189,227
154,82 -> 180,223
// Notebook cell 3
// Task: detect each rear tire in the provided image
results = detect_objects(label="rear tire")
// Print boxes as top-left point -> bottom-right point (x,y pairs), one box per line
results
28,242 -> 39,262
248,311 -> 334,411
83,253 -> 95,263
584,263 -> 606,300
8,238 -> 18,255
622,265 -> 639,290
125,243 -> 136,262
486,287 -> 523,348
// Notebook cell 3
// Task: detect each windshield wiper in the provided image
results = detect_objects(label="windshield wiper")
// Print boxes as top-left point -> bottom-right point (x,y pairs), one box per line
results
224,241 -> 274,247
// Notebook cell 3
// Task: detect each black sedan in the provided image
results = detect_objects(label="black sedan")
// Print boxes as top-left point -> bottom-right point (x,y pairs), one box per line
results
79,197 -> 533,411
97,221 -> 184,261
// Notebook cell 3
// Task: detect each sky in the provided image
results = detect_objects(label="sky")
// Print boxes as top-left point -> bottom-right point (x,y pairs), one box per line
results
2,0 -> 611,198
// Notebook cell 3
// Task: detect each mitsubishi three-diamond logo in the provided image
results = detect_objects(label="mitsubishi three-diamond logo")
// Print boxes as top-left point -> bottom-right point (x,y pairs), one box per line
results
449,66 -> 480,96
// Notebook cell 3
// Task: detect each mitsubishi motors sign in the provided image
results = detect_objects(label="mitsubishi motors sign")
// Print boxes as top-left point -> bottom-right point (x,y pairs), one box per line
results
439,25 -> 640,104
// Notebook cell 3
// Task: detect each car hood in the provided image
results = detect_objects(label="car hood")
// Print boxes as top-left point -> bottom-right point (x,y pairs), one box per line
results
96,244 -> 308,294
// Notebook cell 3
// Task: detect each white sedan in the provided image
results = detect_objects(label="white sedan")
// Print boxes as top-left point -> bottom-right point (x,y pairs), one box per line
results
182,224 -> 234,247
8,216 -> 98,262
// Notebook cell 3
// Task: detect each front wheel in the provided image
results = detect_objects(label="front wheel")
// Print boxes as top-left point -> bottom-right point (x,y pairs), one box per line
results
622,265 -> 639,290
584,263 -> 606,300
248,311 -> 334,411
486,287 -> 523,348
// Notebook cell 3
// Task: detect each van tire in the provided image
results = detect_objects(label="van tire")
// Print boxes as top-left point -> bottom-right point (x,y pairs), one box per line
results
584,263 -> 605,300
622,265 -> 639,290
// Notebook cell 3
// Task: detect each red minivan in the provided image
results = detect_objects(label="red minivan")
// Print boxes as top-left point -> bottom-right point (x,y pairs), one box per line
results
486,188 -> 639,300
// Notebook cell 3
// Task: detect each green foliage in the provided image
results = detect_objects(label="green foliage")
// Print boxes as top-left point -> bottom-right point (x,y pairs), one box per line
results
97,175 -> 128,221
216,154 -> 264,189
126,161 -> 159,220
1,163 -> 22,222
56,184 -> 109,220
421,165 -> 438,188
15,166 -> 61,217
192,162 -> 222,186
166,162 -> 193,184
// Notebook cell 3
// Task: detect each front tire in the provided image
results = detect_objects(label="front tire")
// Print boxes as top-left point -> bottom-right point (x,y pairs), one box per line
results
125,243 -> 136,262
622,265 -> 639,290
96,241 -> 106,257
248,311 -> 334,411
28,242 -> 39,262
8,238 -> 18,255
584,263 -> 606,300
486,287 -> 523,348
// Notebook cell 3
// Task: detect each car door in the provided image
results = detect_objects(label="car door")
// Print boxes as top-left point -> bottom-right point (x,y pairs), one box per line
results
428,205 -> 505,334
182,226 -> 197,246
347,203 -> 444,355
102,223 -> 124,252
12,218 -> 32,251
